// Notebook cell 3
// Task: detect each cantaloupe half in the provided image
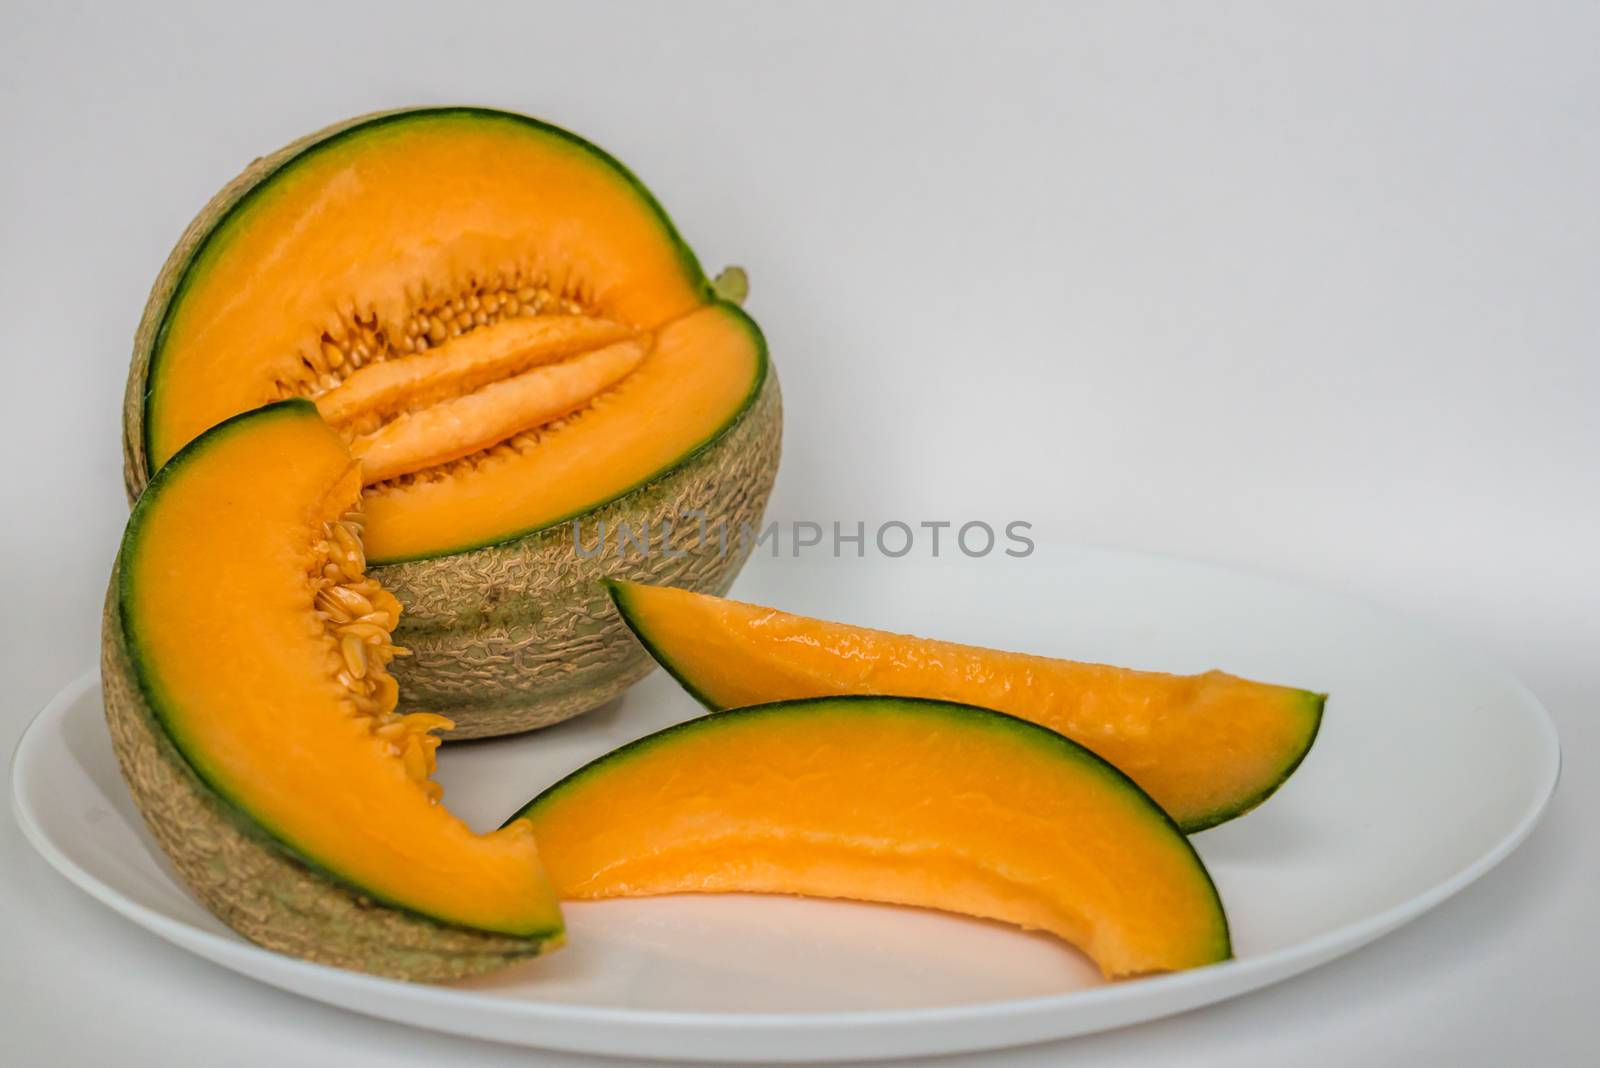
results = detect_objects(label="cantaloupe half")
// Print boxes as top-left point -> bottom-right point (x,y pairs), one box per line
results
102,399 -> 563,979
509,697 -> 1231,978
608,582 -> 1325,832
122,107 -> 782,738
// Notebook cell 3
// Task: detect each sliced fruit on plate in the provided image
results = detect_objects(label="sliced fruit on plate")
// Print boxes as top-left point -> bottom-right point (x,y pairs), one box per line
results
608,581 -> 1325,832
122,107 -> 782,738
507,696 -> 1232,978
102,399 -> 563,980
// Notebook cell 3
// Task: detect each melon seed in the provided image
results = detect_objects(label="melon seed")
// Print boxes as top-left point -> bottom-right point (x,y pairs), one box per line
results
340,634 -> 368,679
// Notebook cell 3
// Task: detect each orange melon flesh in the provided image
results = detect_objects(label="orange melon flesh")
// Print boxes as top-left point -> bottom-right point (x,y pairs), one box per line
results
510,697 -> 1231,978
609,582 -> 1325,832
350,337 -> 649,484
146,111 -> 704,471
315,315 -> 637,429
362,304 -> 762,561
121,402 -> 559,935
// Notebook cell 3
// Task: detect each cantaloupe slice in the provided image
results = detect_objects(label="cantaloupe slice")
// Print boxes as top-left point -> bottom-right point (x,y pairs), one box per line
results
609,582 -> 1325,831
103,400 -> 562,978
508,696 -> 1232,978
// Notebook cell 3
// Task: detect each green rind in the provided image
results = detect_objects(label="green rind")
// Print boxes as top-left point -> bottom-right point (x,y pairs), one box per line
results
507,695 -> 1232,965
379,344 -> 781,738
108,402 -> 562,976
125,105 -> 712,496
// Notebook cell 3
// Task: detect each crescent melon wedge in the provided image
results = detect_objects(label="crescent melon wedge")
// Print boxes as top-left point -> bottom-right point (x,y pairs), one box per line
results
608,581 -> 1324,832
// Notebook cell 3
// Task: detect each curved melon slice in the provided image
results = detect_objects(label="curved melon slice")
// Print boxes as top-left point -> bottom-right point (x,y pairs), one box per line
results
103,399 -> 562,978
609,582 -> 1325,832
509,696 -> 1231,978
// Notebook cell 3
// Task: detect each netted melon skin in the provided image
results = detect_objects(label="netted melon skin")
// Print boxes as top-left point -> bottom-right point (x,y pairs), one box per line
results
377,370 -> 782,738
100,570 -> 560,981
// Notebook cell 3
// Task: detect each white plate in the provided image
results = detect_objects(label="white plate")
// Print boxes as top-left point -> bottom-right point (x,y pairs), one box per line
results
11,547 -> 1559,1062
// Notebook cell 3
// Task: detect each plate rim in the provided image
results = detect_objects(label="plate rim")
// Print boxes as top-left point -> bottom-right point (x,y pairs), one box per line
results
12,629 -> 1560,1037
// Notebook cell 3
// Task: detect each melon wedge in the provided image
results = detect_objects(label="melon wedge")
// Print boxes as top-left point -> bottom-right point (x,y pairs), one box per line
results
508,696 -> 1232,978
608,581 -> 1324,832
102,400 -> 562,979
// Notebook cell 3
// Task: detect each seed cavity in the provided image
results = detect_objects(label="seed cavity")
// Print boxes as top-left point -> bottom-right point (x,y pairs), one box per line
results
272,273 -> 635,490
316,314 -> 636,433
309,514 -> 450,802
350,336 -> 649,485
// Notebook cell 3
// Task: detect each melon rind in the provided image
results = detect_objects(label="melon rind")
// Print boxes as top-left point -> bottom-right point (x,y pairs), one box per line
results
100,568 -> 562,981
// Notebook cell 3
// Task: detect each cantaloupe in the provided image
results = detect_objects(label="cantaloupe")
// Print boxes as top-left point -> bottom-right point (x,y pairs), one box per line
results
122,108 -> 781,738
609,581 -> 1324,831
102,400 -> 563,979
510,697 -> 1232,978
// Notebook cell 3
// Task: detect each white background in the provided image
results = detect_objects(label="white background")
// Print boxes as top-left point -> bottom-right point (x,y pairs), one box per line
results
2,1 -> 1595,1064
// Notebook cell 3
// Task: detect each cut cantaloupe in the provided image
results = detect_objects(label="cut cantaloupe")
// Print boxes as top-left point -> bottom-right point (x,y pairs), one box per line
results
102,399 -> 562,978
358,303 -> 767,562
509,696 -> 1232,978
122,108 -> 782,738
608,581 -> 1324,831
129,108 -> 772,563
